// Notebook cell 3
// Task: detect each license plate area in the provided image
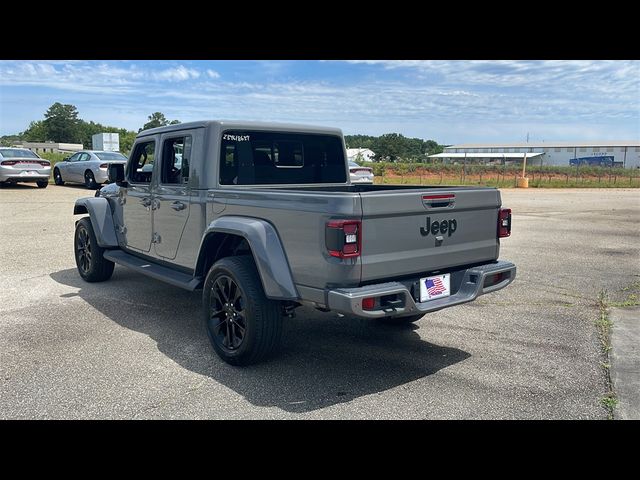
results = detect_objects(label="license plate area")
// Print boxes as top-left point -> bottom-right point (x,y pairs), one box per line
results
419,273 -> 451,302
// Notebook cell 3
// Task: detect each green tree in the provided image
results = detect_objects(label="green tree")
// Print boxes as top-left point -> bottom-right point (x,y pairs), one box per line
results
21,120 -> 49,142
373,133 -> 405,162
140,112 -> 180,132
118,130 -> 137,154
42,102 -> 82,143
142,112 -> 168,131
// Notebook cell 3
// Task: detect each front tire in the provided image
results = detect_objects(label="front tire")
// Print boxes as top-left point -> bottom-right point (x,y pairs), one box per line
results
203,256 -> 282,366
84,170 -> 97,189
54,168 -> 64,185
36,180 -> 48,188
74,217 -> 115,282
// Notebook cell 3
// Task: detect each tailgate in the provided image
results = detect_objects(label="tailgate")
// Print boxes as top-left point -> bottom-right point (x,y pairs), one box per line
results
359,187 -> 501,282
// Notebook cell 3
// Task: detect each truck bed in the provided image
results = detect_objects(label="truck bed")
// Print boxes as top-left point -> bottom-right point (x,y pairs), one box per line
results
211,184 -> 502,289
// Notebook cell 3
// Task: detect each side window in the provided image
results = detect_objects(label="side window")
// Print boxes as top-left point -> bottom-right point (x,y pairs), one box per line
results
69,153 -> 80,162
127,141 -> 156,184
78,153 -> 90,161
161,136 -> 191,185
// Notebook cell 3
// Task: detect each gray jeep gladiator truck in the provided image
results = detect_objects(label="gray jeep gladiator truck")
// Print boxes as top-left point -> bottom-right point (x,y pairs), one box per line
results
73,120 -> 516,365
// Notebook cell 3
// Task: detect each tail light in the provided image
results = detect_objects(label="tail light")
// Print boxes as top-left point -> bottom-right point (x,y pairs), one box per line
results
498,208 -> 512,238
0,160 -> 49,166
99,163 -> 109,169
326,220 -> 361,258
362,297 -> 375,310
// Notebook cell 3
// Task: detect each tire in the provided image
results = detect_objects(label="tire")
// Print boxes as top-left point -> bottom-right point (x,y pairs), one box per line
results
74,217 -> 115,282
36,180 -> 48,188
53,168 -> 64,185
84,170 -> 97,189
203,256 -> 282,366
378,313 -> 424,325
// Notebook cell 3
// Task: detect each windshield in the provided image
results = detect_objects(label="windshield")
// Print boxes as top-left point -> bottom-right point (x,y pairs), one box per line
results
0,149 -> 39,159
95,152 -> 127,161
348,161 -> 359,167
220,131 -> 346,185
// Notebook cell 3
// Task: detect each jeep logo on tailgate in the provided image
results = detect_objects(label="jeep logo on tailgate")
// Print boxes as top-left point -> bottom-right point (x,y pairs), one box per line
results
420,217 -> 457,237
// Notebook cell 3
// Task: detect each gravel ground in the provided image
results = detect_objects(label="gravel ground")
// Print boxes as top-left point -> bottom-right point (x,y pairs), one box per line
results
1,184 -> 638,419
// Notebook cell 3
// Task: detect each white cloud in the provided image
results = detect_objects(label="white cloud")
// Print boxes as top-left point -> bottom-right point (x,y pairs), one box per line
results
153,65 -> 200,81
1,60 -> 638,143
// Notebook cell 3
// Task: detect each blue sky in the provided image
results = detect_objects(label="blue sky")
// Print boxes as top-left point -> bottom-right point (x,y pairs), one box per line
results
0,60 -> 638,144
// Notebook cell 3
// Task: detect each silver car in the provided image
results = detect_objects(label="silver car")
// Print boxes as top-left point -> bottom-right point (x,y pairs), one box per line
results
54,150 -> 128,189
0,148 -> 51,188
348,160 -> 374,183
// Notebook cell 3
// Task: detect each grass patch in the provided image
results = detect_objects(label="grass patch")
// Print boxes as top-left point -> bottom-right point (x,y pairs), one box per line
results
597,278 -> 640,418
369,163 -> 640,188
611,281 -> 640,307
596,290 -> 616,419
601,393 -> 619,412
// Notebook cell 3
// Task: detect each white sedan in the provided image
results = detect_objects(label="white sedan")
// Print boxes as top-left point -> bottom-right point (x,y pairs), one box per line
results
54,150 -> 127,189
348,161 -> 374,183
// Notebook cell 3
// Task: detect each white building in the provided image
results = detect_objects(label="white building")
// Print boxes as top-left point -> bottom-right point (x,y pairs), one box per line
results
347,148 -> 376,163
429,141 -> 640,168
92,133 -> 120,152
15,141 -> 83,154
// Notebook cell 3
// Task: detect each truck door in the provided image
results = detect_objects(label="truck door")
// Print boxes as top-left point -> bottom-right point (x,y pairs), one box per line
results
121,139 -> 156,253
153,134 -> 192,260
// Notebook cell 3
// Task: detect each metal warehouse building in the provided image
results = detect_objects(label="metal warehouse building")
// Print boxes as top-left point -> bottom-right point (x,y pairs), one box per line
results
429,142 -> 640,168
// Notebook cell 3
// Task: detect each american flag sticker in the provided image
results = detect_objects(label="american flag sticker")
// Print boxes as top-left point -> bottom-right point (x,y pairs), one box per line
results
420,274 -> 450,302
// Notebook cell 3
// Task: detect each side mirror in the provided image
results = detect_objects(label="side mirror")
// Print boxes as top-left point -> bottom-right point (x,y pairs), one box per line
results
108,163 -> 127,186
63,157 -> 70,162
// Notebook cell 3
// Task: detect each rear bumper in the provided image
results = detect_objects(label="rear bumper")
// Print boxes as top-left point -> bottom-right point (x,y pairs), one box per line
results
0,170 -> 50,182
94,168 -> 109,183
326,260 -> 516,318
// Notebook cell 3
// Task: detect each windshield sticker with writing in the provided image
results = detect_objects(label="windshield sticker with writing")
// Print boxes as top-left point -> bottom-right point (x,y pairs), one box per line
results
223,134 -> 250,142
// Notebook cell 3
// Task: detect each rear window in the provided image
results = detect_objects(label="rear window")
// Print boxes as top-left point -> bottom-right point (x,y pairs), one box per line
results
0,149 -> 39,159
95,152 -> 127,161
220,131 -> 346,185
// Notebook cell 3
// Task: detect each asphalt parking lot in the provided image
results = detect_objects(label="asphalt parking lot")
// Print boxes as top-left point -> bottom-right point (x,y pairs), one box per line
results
1,184 -> 638,419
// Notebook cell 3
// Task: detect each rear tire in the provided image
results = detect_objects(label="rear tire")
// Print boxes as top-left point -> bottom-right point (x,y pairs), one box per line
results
378,313 -> 424,325
54,168 -> 64,185
203,256 -> 282,366
84,170 -> 97,189
36,180 -> 48,188
74,217 -> 115,282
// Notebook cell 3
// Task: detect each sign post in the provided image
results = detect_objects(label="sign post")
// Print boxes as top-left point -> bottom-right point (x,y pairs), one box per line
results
517,152 -> 529,188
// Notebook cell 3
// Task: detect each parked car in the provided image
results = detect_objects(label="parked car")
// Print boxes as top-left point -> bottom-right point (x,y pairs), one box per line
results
348,160 -> 374,183
0,148 -> 51,188
54,150 -> 128,189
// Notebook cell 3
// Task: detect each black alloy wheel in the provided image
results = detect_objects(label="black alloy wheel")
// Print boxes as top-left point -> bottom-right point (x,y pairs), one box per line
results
85,170 -> 97,189
208,275 -> 247,352
74,217 -> 114,282
203,256 -> 282,366
54,168 -> 64,185
76,223 -> 92,275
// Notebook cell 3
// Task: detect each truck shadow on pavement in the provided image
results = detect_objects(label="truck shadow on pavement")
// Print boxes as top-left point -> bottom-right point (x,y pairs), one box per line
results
51,267 -> 470,414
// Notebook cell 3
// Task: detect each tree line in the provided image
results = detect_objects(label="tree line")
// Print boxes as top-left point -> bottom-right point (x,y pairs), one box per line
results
0,102 -> 446,160
0,103 -> 180,154
345,133 -> 445,162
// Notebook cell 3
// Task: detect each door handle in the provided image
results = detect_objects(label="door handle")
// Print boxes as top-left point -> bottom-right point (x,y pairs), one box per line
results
171,201 -> 186,211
